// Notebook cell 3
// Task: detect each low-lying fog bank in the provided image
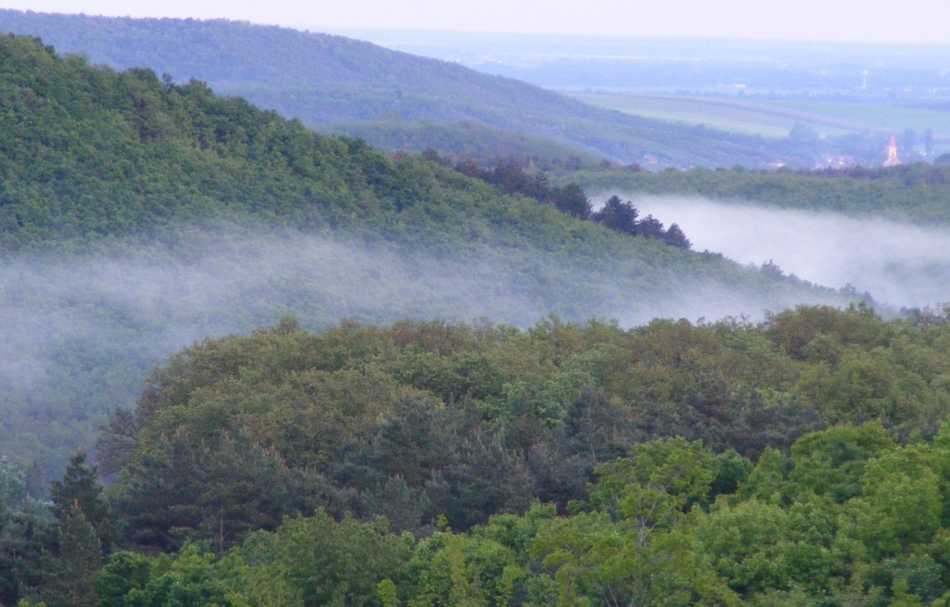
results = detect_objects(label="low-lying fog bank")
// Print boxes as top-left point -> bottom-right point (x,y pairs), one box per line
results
0,225 -> 850,469
2,227 -> 844,396
595,194 -> 950,310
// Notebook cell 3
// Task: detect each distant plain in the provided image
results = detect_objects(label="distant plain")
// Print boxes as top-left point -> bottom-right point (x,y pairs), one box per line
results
569,92 -> 950,141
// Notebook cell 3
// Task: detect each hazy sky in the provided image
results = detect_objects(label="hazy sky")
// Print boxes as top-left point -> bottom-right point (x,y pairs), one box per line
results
3,0 -> 949,43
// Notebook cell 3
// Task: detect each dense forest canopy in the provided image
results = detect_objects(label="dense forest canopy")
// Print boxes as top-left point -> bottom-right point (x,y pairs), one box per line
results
5,305 -> 950,605
0,34 -> 846,483
0,10 -> 823,169
0,34 -> 720,254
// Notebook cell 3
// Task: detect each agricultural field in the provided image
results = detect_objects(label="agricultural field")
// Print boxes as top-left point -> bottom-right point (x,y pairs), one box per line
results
569,91 -> 950,142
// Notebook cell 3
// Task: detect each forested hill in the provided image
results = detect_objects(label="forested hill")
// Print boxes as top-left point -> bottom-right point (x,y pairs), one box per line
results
0,35 -> 851,479
0,33 -> 589,251
0,10 -> 802,168
9,307 -> 950,606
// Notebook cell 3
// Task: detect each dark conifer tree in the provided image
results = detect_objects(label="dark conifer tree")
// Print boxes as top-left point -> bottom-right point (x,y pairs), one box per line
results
593,195 -> 639,235
44,507 -> 101,607
638,214 -> 666,239
50,453 -> 113,552
553,183 -> 592,219
664,223 -> 692,249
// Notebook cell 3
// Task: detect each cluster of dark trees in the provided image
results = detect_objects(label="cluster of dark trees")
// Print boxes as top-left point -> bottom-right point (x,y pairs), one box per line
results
441,155 -> 691,248
594,195 -> 691,247
5,305 -> 950,605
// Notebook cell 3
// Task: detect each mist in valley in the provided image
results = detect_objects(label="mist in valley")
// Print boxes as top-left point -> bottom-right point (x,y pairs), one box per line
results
1,224 -> 846,414
596,194 -> 950,310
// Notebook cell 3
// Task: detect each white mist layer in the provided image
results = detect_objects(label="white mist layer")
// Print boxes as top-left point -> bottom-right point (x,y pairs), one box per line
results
598,195 -> 950,309
0,228 -> 843,402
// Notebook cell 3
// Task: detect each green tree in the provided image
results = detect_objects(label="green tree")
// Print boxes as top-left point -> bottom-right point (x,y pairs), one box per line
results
107,544 -> 238,607
236,511 -> 413,607
44,508 -> 101,607
50,453 -> 113,552
788,422 -> 896,502
588,437 -> 719,520
531,512 -> 737,607
846,446 -> 942,559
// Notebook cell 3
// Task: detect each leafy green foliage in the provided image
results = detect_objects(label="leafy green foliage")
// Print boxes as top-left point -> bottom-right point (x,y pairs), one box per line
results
94,306 -> 950,553
4,306 -> 950,604
43,507 -> 101,607
450,160 -> 692,247
92,420 -> 950,606
50,453 -> 114,552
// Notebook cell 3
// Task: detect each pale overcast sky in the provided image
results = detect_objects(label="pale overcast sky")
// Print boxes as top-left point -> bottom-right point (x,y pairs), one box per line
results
3,0 -> 949,43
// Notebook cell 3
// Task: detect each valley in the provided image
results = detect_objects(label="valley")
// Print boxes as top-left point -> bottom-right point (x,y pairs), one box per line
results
0,6 -> 949,607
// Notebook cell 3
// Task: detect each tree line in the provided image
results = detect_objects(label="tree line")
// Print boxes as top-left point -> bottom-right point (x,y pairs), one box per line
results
429,153 -> 691,248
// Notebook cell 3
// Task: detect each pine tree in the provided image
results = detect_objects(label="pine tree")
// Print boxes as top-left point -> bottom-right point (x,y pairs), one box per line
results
593,195 -> 639,235
44,507 -> 101,607
552,183 -> 592,219
663,223 -> 692,249
49,453 -> 112,552
638,214 -> 665,239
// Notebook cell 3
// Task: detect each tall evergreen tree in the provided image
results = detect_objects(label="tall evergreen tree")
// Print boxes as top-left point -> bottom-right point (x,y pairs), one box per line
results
593,195 -> 639,235
552,183 -> 593,219
50,453 -> 113,552
664,223 -> 692,249
638,214 -> 666,239
44,507 -> 101,607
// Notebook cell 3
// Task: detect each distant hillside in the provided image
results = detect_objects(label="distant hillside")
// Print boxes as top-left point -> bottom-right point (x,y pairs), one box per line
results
0,10 -> 812,168
0,35 -> 849,477
333,120 -> 603,168
566,164 -> 950,225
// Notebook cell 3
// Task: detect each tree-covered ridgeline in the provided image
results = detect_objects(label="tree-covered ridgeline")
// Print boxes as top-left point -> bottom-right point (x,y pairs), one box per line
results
0,34 -> 705,255
0,10 -> 825,169
0,33 -> 469,251
4,305 -> 950,605
566,163 -> 950,226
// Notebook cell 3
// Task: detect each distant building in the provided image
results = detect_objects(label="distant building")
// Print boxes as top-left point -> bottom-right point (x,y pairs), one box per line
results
883,135 -> 902,167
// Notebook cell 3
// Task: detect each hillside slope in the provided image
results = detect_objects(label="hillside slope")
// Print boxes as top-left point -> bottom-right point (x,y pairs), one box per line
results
0,10 -> 807,168
0,35 -> 847,479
